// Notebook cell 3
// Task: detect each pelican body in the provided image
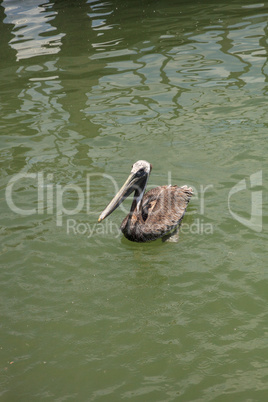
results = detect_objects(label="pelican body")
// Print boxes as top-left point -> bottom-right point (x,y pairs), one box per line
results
98,160 -> 193,242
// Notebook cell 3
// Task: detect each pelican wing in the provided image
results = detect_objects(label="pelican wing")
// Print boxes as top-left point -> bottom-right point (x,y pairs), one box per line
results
140,185 -> 193,241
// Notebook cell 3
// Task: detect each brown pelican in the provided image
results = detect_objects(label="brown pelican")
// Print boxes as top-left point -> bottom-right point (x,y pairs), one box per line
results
98,160 -> 193,242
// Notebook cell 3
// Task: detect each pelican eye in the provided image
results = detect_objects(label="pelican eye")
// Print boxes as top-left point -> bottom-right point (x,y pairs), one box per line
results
136,168 -> 145,177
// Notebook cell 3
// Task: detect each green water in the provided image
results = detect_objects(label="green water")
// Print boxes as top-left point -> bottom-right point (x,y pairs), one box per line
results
1,0 -> 268,400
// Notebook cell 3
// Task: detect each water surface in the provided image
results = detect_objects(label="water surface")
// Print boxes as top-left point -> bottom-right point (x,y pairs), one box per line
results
0,0 -> 268,400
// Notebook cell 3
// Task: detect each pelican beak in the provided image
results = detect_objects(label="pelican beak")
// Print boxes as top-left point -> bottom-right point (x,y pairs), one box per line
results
98,172 -> 140,222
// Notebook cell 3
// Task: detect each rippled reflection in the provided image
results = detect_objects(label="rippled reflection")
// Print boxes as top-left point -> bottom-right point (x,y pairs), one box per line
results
86,2 -> 268,135
2,0 -> 267,167
2,0 -> 65,60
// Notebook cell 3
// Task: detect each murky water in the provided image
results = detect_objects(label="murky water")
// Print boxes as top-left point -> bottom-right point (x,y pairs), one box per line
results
1,0 -> 268,400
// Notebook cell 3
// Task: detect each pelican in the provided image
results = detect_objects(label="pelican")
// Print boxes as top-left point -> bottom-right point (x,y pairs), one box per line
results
98,160 -> 193,242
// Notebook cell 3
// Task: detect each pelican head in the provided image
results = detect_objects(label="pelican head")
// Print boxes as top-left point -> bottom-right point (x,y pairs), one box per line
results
98,160 -> 152,222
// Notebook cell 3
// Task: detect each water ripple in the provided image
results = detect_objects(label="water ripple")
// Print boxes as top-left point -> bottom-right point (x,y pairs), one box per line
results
3,0 -> 65,60
1,1 -> 268,400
